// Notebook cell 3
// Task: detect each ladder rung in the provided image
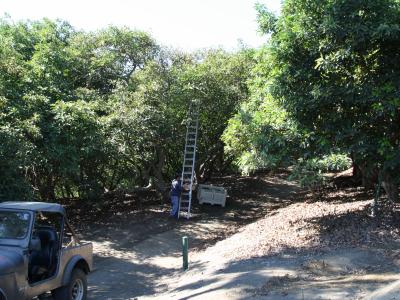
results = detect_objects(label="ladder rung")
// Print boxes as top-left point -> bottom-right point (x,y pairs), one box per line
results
179,103 -> 199,220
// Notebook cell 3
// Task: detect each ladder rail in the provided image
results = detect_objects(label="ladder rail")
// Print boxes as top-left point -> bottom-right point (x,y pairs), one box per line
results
178,101 -> 199,219
186,117 -> 198,218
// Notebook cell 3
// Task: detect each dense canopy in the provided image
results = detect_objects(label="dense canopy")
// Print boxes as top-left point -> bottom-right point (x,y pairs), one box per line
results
1,0 -> 399,209
0,17 -> 254,201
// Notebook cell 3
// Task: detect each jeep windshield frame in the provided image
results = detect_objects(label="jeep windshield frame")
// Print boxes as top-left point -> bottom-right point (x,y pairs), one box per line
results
0,209 -> 34,247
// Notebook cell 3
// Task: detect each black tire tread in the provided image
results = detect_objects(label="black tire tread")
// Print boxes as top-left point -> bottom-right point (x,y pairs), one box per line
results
52,268 -> 87,300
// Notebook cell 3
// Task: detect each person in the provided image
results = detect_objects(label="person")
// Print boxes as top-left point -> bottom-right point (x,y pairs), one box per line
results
170,173 -> 184,219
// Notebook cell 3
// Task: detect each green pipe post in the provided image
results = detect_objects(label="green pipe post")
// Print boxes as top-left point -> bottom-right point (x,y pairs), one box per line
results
182,236 -> 189,270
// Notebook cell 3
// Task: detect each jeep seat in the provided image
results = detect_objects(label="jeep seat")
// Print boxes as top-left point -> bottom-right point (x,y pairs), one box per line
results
29,227 -> 59,281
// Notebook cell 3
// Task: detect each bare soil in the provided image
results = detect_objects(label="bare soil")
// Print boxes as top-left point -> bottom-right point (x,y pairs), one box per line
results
42,171 -> 400,299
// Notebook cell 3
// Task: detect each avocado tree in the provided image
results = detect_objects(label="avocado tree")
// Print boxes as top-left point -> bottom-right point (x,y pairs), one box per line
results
259,0 -> 400,203
0,16 -> 255,200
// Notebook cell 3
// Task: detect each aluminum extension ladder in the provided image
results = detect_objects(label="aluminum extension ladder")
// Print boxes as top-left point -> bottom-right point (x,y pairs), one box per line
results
178,101 -> 200,219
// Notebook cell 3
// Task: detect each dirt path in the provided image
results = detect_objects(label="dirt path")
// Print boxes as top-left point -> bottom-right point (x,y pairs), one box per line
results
82,174 -> 301,299
44,172 -> 400,299
146,247 -> 400,300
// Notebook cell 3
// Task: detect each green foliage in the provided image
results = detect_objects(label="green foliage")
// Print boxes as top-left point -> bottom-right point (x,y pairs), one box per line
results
0,17 -> 253,200
289,154 -> 352,189
222,47 -> 303,175
255,3 -> 277,34
268,0 -> 400,198
289,165 -> 327,189
317,154 -> 352,172
224,0 -> 399,200
223,92 -> 302,175
0,126 -> 33,201
0,17 -> 161,200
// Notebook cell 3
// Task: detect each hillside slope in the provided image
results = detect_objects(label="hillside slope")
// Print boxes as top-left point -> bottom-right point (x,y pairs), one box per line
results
148,186 -> 400,299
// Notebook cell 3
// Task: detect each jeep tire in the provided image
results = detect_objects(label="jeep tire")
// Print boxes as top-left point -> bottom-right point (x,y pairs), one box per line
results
52,268 -> 87,300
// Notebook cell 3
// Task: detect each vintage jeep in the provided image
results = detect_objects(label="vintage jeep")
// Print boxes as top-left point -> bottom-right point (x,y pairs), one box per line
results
0,202 -> 93,300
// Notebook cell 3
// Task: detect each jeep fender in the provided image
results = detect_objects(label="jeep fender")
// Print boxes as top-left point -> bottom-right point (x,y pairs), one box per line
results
61,256 -> 90,286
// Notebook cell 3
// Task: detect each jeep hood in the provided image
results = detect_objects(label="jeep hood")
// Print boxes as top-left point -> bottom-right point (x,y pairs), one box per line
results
0,249 -> 23,275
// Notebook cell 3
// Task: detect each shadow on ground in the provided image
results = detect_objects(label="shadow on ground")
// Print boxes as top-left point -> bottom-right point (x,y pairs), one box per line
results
161,247 -> 400,300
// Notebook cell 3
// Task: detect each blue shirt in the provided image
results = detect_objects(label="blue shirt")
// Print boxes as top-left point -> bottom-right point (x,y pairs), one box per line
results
171,179 -> 182,197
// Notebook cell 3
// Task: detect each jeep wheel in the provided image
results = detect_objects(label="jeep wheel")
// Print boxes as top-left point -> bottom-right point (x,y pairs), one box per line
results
52,268 -> 87,300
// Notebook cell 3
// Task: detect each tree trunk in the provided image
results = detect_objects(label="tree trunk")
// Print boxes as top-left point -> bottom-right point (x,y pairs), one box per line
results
151,145 -> 166,191
198,154 -> 217,182
382,170 -> 399,204
351,152 -> 362,184
139,166 -> 150,187
357,162 -> 378,190
39,175 -> 56,200
65,184 -> 74,198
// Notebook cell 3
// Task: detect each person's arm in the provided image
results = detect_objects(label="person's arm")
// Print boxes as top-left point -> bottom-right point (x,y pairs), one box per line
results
181,180 -> 190,191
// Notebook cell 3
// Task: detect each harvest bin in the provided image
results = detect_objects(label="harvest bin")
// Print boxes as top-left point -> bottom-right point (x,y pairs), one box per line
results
197,184 -> 227,207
